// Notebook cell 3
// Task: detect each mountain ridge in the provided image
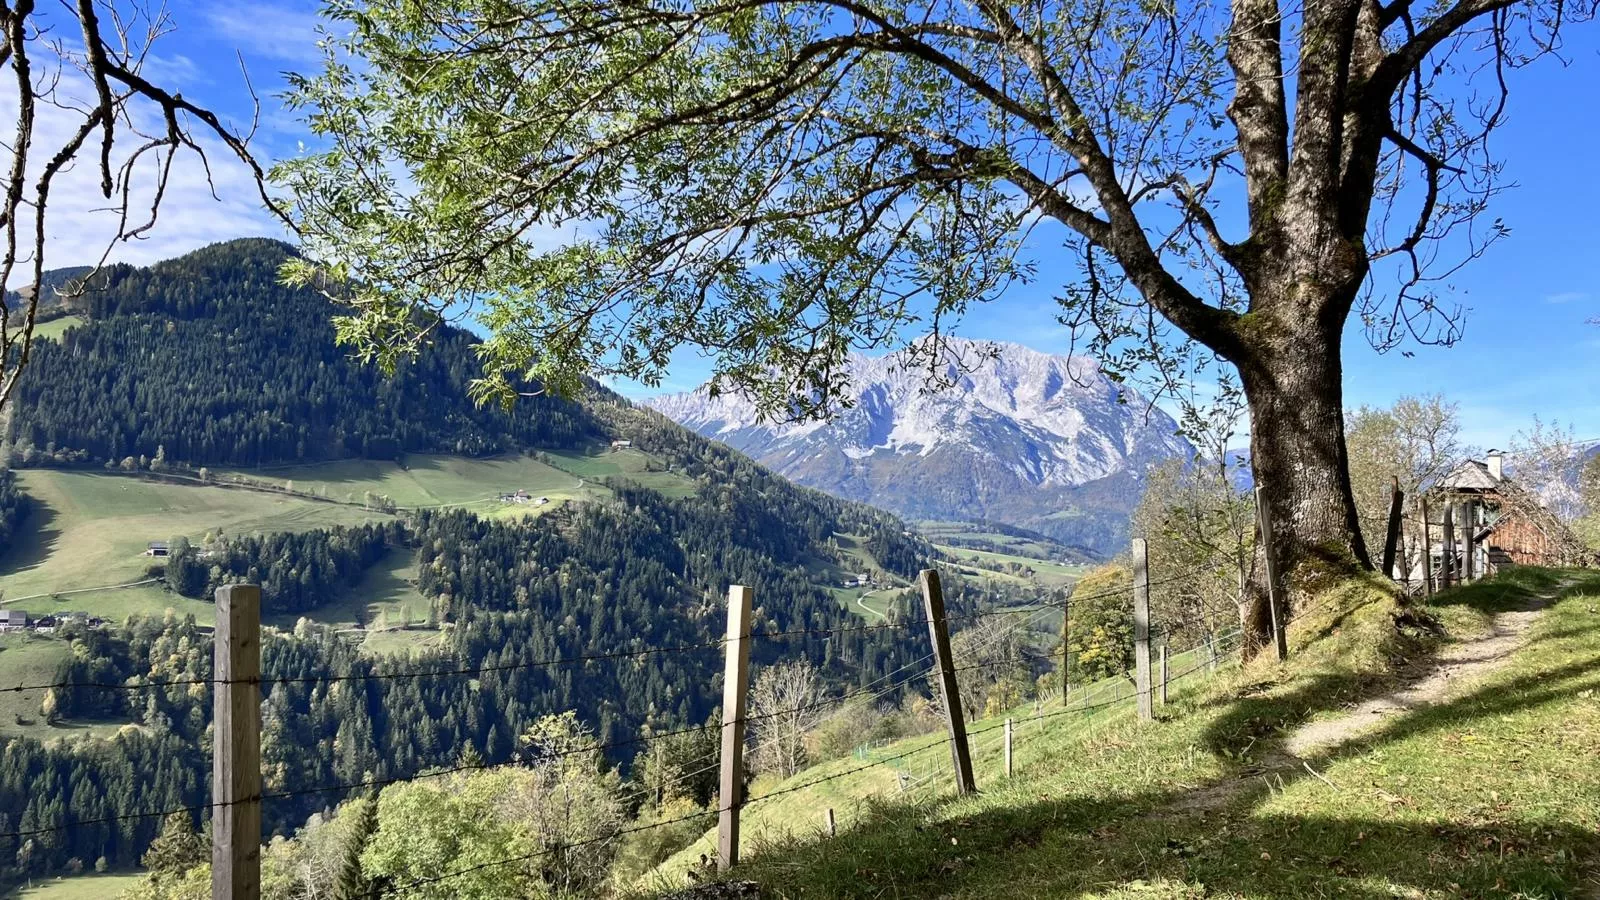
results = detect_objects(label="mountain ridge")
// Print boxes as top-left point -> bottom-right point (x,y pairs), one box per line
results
650,338 -> 1195,554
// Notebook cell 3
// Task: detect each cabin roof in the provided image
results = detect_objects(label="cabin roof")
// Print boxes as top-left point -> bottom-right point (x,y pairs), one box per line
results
1436,459 -> 1500,492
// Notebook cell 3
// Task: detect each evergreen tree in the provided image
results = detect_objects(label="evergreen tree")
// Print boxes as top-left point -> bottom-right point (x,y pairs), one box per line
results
141,813 -> 205,879
334,797 -> 379,900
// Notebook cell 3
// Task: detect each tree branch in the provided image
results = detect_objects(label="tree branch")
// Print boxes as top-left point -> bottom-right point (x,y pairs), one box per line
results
1365,0 -> 1521,99
1225,0 -> 1291,236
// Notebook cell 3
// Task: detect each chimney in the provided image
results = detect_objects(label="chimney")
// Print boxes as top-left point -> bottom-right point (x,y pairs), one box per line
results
1486,449 -> 1503,481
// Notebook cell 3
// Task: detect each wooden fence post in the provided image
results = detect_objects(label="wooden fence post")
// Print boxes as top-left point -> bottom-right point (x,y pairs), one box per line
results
1441,504 -> 1456,589
1421,498 -> 1435,597
1059,594 -> 1071,703
823,808 -> 836,838
213,584 -> 262,900
921,569 -> 976,795
1254,487 -> 1289,661
1132,538 -> 1154,722
1158,645 -> 1169,706
1003,718 -> 1013,778
1460,502 -> 1475,583
717,585 -> 754,872
1381,476 -> 1405,580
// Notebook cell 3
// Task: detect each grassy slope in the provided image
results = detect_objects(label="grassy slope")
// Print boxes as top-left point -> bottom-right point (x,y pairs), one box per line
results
30,316 -> 85,343
1,454 -> 609,626
651,568 -> 1600,898
6,873 -> 143,899
0,633 -> 133,741
2,446 -> 904,646
0,470 -> 389,619
647,636 -> 1234,889
220,453 -> 605,510
543,447 -> 700,500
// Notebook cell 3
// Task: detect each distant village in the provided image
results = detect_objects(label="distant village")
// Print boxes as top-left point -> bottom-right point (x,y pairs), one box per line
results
0,608 -> 108,633
498,489 -> 552,506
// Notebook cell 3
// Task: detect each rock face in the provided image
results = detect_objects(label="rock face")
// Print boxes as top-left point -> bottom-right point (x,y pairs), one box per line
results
649,338 -> 1194,555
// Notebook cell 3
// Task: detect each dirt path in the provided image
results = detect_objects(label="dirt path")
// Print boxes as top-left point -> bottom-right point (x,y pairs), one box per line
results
855,589 -> 884,620
1166,588 -> 1558,817
1,577 -> 162,606
1285,594 -> 1553,758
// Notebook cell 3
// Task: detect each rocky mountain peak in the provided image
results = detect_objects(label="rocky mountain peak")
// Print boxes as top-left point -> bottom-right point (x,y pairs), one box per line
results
648,338 -> 1194,553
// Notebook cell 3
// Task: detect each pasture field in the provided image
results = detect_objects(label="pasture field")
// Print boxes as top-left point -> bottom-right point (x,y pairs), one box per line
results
220,453 -> 601,510
542,448 -> 699,499
357,626 -> 444,657
30,316 -> 85,343
0,469 -> 389,619
7,872 -> 143,899
0,633 -> 133,742
827,585 -> 902,620
934,544 -> 1088,589
262,546 -> 428,633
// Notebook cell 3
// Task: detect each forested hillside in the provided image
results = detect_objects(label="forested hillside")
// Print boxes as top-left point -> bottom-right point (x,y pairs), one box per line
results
0,240 -> 956,881
9,239 -> 597,467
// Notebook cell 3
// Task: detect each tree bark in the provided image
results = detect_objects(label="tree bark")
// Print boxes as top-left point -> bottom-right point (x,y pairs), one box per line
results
1235,300 -> 1371,651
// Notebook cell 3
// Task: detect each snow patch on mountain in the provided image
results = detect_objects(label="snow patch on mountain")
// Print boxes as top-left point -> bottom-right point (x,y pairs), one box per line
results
648,337 -> 1193,491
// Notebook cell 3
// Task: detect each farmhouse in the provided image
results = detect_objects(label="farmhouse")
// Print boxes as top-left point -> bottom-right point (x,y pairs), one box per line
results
146,540 -> 170,557
611,439 -> 633,449
1398,450 -> 1589,585
0,610 -> 27,631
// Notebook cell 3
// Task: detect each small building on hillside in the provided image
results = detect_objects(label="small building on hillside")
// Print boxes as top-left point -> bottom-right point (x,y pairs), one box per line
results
611,439 -> 633,450
146,541 -> 170,557
1398,450 -> 1589,585
0,610 -> 28,631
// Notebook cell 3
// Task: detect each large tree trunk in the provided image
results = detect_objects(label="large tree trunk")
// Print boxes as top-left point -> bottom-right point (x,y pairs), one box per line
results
1235,300 -> 1372,651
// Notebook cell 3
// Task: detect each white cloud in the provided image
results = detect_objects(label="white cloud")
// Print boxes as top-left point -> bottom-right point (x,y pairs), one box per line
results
0,66 -> 285,287
1545,291 -> 1588,304
138,52 -> 202,88
201,1 -> 326,66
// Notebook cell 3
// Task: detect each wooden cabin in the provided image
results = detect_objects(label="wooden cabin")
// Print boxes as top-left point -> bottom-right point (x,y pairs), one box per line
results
1399,450 -> 1589,586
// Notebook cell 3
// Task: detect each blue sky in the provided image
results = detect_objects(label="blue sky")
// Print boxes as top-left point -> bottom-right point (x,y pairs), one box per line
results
41,0 -> 1600,451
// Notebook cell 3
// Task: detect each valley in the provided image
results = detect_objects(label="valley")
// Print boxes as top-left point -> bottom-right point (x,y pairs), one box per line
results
0,445 -> 946,644
0,247 -> 986,889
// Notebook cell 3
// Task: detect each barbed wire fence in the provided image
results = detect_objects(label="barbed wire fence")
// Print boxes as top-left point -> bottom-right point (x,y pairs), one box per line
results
0,496 -> 1379,899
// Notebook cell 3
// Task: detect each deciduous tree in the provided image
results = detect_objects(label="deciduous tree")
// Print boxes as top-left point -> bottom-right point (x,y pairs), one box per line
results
277,0 -> 1593,649
1132,459 -> 1253,650
1345,394 -> 1465,575
748,659 -> 825,779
